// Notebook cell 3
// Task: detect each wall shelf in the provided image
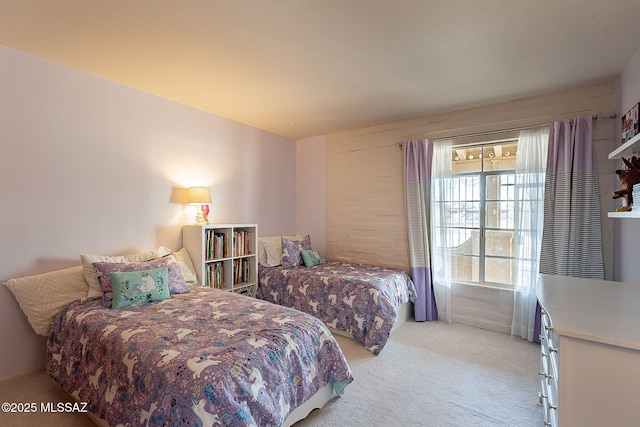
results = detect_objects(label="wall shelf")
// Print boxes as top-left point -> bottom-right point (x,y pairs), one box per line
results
608,211 -> 640,218
609,133 -> 640,217
608,132 -> 640,159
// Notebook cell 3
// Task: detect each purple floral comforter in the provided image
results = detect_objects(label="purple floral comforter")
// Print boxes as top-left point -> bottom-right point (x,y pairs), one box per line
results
257,262 -> 416,355
47,286 -> 353,427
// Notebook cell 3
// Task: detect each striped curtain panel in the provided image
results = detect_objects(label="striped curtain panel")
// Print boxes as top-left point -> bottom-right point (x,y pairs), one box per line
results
539,116 -> 604,279
403,140 -> 438,321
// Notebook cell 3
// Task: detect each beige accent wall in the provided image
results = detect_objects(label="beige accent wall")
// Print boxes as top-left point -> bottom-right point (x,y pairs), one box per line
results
326,82 -> 617,334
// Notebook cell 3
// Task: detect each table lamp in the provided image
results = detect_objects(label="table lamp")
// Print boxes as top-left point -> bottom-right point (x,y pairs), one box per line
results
187,186 -> 212,225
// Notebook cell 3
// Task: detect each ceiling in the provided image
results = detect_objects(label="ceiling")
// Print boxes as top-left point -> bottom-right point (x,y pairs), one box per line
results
2,1 -> 640,140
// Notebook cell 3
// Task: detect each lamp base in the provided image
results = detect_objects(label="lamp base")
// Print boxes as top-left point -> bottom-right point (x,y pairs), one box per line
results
194,204 -> 210,225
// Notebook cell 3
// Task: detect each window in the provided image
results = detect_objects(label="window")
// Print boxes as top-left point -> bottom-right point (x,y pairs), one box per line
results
436,141 -> 518,288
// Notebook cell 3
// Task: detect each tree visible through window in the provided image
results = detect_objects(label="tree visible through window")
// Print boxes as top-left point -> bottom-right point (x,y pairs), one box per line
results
437,141 -> 518,288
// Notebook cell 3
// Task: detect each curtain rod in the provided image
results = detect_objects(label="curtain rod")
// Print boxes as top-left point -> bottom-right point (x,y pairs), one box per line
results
397,114 -> 616,148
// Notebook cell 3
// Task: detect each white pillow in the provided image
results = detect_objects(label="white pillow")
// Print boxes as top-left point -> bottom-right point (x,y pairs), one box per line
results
258,238 -> 269,266
258,235 -> 302,267
174,248 -> 198,284
81,246 -> 172,298
4,265 -> 89,336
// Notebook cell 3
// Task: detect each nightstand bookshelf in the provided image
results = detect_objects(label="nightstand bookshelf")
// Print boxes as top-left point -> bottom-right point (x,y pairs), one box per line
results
183,224 -> 258,297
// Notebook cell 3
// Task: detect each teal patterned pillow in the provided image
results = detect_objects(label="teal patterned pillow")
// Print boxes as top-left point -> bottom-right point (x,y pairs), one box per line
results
93,253 -> 189,295
110,267 -> 170,309
300,249 -> 326,267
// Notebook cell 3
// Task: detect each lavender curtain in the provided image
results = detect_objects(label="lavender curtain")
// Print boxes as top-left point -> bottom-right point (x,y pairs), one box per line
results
403,140 -> 438,321
539,116 -> 604,279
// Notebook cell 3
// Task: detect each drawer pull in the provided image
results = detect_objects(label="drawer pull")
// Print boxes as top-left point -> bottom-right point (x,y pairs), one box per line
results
538,371 -> 552,379
548,347 -> 558,353
549,404 -> 557,411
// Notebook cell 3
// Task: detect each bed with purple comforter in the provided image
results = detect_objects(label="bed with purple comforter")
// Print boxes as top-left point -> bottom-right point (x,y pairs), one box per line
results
46,286 -> 353,427
257,261 -> 416,355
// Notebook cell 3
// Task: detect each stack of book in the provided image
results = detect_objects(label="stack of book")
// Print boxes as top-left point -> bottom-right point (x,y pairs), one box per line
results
633,183 -> 640,212
233,230 -> 251,256
205,262 -> 224,288
233,258 -> 250,284
206,231 -> 226,260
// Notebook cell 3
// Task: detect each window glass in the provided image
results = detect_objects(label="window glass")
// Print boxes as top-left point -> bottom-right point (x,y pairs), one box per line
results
447,141 -> 518,288
452,254 -> 479,282
485,257 -> 515,285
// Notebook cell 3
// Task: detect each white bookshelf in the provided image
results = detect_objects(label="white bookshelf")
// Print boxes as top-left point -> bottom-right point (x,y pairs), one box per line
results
183,224 -> 258,297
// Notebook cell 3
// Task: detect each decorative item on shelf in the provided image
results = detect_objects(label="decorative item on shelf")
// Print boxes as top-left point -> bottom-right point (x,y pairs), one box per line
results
621,103 -> 639,145
613,156 -> 640,211
187,186 -> 212,224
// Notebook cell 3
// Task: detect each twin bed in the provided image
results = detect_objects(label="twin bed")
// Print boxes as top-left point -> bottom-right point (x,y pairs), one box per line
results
5,235 -> 416,425
256,236 -> 416,355
47,286 -> 352,426
5,246 -> 353,426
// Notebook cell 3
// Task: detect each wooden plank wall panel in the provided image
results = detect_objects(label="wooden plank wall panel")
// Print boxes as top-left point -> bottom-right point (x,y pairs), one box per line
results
326,82 -> 617,334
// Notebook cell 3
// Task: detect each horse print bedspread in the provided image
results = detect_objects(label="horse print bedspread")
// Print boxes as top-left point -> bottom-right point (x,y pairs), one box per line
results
47,286 -> 353,426
257,261 -> 416,355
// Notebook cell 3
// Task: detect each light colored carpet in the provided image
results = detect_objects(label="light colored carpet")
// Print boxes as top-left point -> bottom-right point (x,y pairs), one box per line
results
298,321 -> 543,427
0,321 -> 543,426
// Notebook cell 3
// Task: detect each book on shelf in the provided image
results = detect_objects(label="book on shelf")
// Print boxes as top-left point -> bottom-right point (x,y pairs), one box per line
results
205,262 -> 224,289
233,258 -> 251,284
206,230 -> 227,260
233,230 -> 251,256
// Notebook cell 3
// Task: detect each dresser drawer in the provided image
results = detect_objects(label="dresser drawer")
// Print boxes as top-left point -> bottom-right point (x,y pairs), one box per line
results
547,331 -> 559,380
541,308 -> 552,332
539,307 -> 559,426
547,373 -> 558,415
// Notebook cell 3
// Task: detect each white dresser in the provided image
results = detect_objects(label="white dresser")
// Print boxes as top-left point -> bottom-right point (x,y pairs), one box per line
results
537,274 -> 640,427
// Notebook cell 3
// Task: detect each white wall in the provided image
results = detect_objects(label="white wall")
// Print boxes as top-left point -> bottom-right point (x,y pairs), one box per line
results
0,45 -> 297,379
614,44 -> 640,282
295,135 -> 327,256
